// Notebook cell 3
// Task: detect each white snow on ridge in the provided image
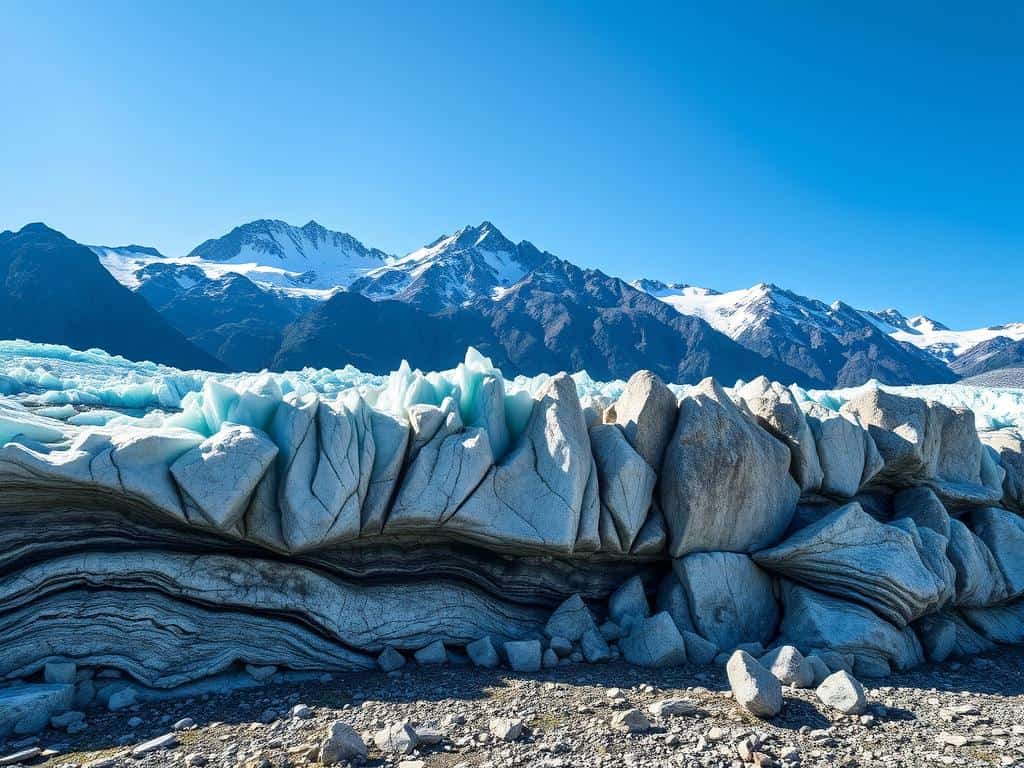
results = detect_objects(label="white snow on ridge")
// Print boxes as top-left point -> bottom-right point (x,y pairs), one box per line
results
91,248 -> 344,300
890,323 -> 1024,362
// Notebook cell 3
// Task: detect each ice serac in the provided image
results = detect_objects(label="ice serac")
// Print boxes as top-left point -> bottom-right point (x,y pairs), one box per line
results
754,503 -> 945,626
841,389 -> 1003,504
450,373 -> 597,554
589,423 -> 657,554
170,424 -> 278,531
967,507 -> 1024,599
979,429 -> 1024,510
659,378 -> 799,557
801,401 -> 882,497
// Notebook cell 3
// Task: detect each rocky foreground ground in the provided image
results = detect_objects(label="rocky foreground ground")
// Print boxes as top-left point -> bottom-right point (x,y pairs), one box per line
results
4,647 -> 1023,768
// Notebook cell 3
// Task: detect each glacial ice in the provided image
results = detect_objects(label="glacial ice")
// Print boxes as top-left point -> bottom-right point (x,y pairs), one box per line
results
2,339 -> 1023,442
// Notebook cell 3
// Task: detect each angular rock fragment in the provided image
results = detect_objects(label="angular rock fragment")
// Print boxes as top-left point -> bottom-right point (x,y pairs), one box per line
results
660,378 -> 799,556
608,575 -> 649,629
777,582 -> 924,677
504,640 -> 542,672
544,594 -> 597,642
466,636 -> 500,668
816,670 -> 867,714
801,401 -> 883,497
737,377 -> 823,492
619,612 -> 688,668
589,423 -> 657,553
726,650 -> 782,718
961,600 -> 1024,645
967,507 -> 1024,599
946,518 -> 1008,608
612,370 -> 678,471
759,645 -> 814,688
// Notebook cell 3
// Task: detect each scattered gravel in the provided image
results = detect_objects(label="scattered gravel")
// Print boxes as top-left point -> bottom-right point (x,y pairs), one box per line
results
4,647 -> 1024,767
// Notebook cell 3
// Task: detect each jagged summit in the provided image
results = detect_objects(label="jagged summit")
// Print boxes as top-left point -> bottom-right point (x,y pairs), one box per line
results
350,220 -> 550,311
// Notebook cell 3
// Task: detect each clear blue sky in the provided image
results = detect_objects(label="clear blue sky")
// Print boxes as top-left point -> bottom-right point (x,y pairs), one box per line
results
2,2 -> 1022,328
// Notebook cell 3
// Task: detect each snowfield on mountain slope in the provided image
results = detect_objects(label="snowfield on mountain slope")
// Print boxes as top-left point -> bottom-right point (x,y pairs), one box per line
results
3,339 -> 1024,437
633,278 -> 1024,366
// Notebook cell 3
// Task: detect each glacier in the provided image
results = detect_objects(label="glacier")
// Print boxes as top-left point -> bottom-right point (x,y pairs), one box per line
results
3,339 -> 1023,436
0,337 -> 1023,704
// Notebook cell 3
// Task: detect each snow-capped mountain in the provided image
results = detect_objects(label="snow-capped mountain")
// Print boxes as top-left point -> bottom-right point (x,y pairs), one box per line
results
630,279 -> 956,387
349,221 -> 549,311
862,307 -> 1024,363
189,219 -> 391,291
78,216 -> 1020,385
92,220 -> 391,299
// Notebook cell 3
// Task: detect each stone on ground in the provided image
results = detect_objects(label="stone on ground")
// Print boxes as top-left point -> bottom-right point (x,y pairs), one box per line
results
611,708 -> 651,733
318,721 -> 367,764
378,646 -> 406,672
759,645 -> 815,688
544,594 -> 598,641
726,650 -> 783,718
466,636 -> 500,668
816,670 -> 868,714
414,640 -> 447,666
608,575 -> 650,629
374,720 -> 419,754
489,717 -> 524,741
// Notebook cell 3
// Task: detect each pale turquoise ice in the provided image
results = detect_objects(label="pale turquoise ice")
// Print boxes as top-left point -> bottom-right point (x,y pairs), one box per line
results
2,339 -> 1022,441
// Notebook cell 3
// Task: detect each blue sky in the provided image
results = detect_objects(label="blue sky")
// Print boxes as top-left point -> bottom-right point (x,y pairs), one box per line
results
1,2 -> 1021,328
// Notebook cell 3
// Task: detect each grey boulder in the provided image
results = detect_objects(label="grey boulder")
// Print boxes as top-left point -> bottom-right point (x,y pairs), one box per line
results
726,650 -> 783,718
619,612 -> 688,668
659,378 -> 799,557
754,502 -> 944,626
816,670 -> 867,714
672,552 -> 778,649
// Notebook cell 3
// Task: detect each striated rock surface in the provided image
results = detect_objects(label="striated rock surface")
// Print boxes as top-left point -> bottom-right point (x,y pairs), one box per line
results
0,347 -> 1020,694
755,503 -> 947,626
659,378 -> 799,557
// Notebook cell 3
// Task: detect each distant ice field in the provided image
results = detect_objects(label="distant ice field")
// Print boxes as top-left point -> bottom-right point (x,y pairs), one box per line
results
1,339 -> 1022,438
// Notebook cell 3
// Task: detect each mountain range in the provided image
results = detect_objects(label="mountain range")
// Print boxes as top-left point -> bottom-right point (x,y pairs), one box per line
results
0,219 -> 1019,386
